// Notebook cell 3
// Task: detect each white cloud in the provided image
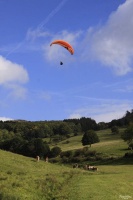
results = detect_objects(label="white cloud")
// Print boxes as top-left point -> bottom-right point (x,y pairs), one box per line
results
0,56 -> 29,84
0,56 -> 29,99
69,113 -> 81,119
0,117 -> 13,121
89,0 -> 133,75
26,29 -> 52,41
5,84 -> 28,100
68,101 -> 133,123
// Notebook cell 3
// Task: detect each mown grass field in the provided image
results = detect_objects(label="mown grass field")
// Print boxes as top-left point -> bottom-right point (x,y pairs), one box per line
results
0,128 -> 133,200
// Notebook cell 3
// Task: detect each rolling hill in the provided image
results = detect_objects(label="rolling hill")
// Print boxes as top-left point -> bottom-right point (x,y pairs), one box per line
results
0,128 -> 133,200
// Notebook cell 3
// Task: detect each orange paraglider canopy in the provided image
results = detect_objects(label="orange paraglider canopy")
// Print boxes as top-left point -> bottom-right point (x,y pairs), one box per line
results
50,40 -> 74,55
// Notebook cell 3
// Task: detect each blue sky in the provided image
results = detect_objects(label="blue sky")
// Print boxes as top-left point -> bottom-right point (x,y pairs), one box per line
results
0,0 -> 133,123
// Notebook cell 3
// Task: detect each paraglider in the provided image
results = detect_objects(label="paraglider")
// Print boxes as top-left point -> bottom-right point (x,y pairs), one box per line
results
50,40 -> 74,65
50,40 -> 74,55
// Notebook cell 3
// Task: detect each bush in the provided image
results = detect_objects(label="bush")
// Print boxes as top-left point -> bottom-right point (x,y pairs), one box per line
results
69,156 -> 84,163
61,156 -> 69,163
84,150 -> 96,157
49,157 -> 60,163
60,150 -> 73,158
128,143 -> 133,150
74,149 -> 83,157
124,152 -> 133,158
111,126 -> 119,134
50,146 -> 62,158
82,146 -> 89,153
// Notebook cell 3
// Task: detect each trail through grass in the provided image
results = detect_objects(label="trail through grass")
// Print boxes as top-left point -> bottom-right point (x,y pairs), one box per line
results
61,165 -> 133,200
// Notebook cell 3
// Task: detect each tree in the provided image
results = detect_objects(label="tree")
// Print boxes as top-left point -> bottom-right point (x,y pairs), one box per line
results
81,130 -> 99,147
59,123 -> 72,136
23,138 -> 50,158
121,124 -> 133,144
50,146 -> 62,158
98,122 -> 108,130
0,136 -> 26,155
80,117 -> 98,131
111,126 -> 119,134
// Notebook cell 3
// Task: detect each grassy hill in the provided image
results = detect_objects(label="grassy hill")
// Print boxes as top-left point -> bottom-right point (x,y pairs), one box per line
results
0,150 -> 133,200
51,129 -> 129,156
0,128 -> 133,200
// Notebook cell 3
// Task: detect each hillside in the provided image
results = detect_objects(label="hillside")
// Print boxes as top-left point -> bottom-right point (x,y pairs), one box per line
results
0,128 -> 133,200
55,129 -> 126,153
0,150 -> 74,200
49,128 -> 130,162
0,150 -> 133,200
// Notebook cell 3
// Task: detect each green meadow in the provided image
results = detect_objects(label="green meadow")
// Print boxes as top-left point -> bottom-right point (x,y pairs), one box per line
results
54,129 -> 128,157
0,128 -> 133,200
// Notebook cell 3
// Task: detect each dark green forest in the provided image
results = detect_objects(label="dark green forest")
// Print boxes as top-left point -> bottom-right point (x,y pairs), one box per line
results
0,109 -> 133,159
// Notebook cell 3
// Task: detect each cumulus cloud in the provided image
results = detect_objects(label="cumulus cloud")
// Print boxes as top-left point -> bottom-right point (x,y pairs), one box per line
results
41,0 -> 133,75
0,56 -> 29,99
0,56 -> 29,84
89,0 -> 133,75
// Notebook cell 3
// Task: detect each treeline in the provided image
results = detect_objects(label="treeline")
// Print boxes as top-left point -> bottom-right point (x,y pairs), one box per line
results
0,110 -> 133,158
108,110 -> 133,127
64,109 -> 133,130
0,118 -> 97,158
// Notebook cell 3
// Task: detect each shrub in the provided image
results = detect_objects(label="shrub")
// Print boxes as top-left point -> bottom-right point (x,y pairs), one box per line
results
84,150 -> 96,157
49,157 -> 60,163
70,156 -> 84,163
111,126 -> 119,134
74,149 -> 83,157
50,146 -> 62,158
60,150 -> 73,158
82,146 -> 89,153
128,143 -> 133,150
124,152 -> 133,158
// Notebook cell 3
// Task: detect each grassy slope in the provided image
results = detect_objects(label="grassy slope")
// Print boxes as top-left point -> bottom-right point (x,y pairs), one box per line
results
55,129 -> 129,157
0,128 -> 133,200
0,150 -> 73,200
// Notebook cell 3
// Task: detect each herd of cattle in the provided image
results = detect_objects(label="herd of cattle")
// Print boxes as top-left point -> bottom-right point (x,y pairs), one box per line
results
36,156 -> 98,171
73,163 -> 98,171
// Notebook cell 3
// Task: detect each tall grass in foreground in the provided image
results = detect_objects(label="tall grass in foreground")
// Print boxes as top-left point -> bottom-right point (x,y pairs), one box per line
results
0,150 -> 75,200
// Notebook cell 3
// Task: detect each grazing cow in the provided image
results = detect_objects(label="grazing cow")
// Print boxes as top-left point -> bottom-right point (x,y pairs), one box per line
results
82,164 -> 99,171
84,165 -> 88,170
45,157 -> 49,162
92,167 -> 98,171
36,156 -> 40,162
88,165 -> 98,171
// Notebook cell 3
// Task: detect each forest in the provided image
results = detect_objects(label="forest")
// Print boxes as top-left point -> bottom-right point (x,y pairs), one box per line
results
0,109 -> 133,159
